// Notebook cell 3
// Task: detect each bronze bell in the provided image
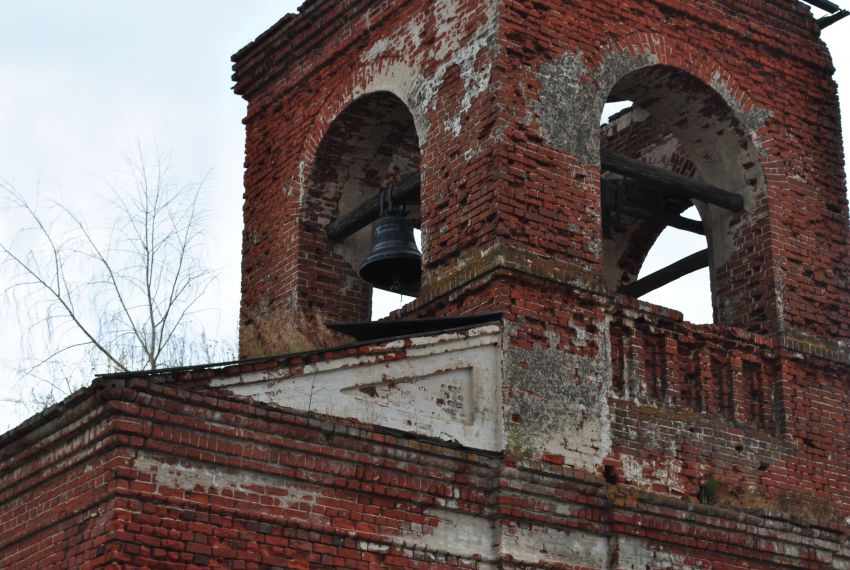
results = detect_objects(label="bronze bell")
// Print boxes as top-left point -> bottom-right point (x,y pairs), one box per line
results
359,187 -> 421,296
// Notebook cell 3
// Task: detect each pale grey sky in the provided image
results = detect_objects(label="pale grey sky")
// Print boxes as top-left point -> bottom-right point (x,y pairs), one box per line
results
1,2 -> 848,430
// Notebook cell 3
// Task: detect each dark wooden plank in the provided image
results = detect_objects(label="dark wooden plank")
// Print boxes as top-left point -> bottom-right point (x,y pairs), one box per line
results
819,9 -> 849,27
619,249 -> 709,298
602,179 -> 705,235
619,204 -> 705,234
601,150 -> 743,212
325,172 -> 420,241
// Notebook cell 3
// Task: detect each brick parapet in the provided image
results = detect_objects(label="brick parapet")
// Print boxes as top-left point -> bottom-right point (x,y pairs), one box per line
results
0,390 -> 138,569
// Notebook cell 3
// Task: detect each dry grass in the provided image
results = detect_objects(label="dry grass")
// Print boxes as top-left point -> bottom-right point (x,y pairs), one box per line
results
240,308 -> 352,358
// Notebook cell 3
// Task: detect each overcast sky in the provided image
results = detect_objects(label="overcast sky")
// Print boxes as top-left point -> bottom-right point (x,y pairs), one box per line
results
1,1 -> 849,431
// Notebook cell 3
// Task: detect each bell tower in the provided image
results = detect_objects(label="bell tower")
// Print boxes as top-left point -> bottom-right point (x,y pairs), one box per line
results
231,2 -> 850,561
5,2 -> 850,569
235,0 -> 850,359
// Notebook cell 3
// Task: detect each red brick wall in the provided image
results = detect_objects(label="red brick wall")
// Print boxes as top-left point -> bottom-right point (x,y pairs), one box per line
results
0,393 -> 140,569
404,270 -> 850,518
3,2 -> 850,568
1,376 -> 846,568
235,0 -> 504,356
233,0 -> 849,354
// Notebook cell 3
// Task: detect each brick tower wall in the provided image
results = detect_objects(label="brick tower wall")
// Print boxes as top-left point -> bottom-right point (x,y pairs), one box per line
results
229,2 -> 850,557
234,0 -> 850,355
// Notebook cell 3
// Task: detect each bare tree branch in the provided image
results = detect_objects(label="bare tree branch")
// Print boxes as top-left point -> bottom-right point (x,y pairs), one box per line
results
0,145 -> 233,413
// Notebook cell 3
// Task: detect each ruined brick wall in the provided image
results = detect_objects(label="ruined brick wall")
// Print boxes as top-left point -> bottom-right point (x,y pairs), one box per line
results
606,299 -> 850,518
234,0 -> 505,356
230,0 -> 849,526
235,0 -> 849,352
0,391 -> 141,568
409,270 -> 850,518
8,1 -> 847,568
494,0 -> 848,338
0,379 -> 500,569
2,376 -> 847,568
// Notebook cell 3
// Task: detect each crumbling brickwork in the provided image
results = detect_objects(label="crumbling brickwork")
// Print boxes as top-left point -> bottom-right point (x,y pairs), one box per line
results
2,0 -> 849,568
2,359 -> 848,569
229,0 -> 849,565
235,0 -> 849,349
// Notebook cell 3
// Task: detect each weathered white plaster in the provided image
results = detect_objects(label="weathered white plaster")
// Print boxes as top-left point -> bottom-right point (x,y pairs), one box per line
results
218,326 -> 504,451
135,452 -> 317,509
435,0 -> 499,136
402,508 -> 499,559
501,524 -> 609,568
357,0 -> 499,139
620,454 -> 686,495
615,536 -> 702,570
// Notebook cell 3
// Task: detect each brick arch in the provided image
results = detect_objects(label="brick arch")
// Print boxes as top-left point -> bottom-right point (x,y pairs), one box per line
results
596,32 -> 761,132
296,86 -> 423,323
590,37 -> 776,330
295,60 -> 433,198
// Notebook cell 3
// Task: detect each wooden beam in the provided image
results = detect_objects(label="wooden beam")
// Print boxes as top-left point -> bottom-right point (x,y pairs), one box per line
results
819,9 -> 849,27
619,204 -> 705,234
325,172 -> 420,241
601,150 -> 743,212
619,249 -> 709,298
602,179 -> 705,235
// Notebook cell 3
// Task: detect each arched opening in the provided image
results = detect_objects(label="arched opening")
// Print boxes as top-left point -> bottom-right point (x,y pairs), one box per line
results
305,91 -> 422,323
600,66 -> 765,328
636,207 -> 712,323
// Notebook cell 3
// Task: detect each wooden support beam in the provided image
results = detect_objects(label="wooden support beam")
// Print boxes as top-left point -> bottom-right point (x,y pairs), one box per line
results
602,179 -> 705,235
601,150 -> 743,212
619,204 -> 705,234
619,249 -> 709,298
325,172 -> 420,241
819,9 -> 849,27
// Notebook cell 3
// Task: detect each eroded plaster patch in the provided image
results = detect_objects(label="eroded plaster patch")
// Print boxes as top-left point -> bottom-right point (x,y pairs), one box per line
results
403,508 -> 499,559
535,48 -> 772,165
503,321 -> 613,471
358,0 -> 500,139
620,454 -> 686,495
135,453 -> 316,510
535,50 -> 659,163
501,524 -> 608,567
615,536 -> 709,570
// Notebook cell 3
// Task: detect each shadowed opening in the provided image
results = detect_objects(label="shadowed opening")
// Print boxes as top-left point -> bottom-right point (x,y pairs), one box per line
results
600,66 -> 766,328
306,92 -> 422,323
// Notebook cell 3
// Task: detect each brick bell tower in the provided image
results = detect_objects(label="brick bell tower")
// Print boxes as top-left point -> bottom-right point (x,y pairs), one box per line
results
228,0 -> 850,565
235,0 -> 850,354
5,2 -> 850,568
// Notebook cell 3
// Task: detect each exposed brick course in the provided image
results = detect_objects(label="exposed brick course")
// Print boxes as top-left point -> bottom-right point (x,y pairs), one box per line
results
2,374 -> 847,568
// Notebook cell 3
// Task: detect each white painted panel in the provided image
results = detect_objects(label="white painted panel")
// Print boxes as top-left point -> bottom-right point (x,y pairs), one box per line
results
221,328 -> 504,451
